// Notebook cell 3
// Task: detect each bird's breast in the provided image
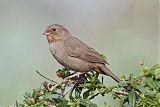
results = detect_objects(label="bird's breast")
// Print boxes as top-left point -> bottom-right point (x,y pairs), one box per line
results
49,42 -> 66,65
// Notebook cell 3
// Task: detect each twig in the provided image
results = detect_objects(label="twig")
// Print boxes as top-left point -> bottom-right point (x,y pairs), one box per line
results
113,90 -> 128,95
89,93 -> 100,100
36,70 -> 57,84
64,84 -> 75,97
102,76 -> 104,83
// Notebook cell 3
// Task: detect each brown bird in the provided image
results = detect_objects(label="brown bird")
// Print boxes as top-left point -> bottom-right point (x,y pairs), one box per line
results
43,24 -> 120,83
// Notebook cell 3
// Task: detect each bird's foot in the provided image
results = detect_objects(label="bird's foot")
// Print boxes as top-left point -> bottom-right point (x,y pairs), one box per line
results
63,72 -> 84,84
63,77 -> 76,85
63,77 -> 71,82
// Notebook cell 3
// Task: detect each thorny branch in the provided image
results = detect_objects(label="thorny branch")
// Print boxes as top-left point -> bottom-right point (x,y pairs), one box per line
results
36,70 -> 57,84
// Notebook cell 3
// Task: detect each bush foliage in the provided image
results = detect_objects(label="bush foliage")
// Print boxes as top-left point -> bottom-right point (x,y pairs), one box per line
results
10,63 -> 160,107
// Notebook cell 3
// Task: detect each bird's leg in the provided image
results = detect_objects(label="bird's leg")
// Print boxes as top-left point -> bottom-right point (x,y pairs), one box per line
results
63,72 -> 84,82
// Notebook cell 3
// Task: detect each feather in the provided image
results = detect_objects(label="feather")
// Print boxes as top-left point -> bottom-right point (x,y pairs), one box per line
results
64,37 -> 108,64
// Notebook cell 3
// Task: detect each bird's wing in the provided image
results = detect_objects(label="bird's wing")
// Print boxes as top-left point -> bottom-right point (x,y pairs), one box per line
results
64,37 -> 108,64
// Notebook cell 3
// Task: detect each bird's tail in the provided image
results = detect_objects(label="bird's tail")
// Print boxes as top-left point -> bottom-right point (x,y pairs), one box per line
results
99,65 -> 121,83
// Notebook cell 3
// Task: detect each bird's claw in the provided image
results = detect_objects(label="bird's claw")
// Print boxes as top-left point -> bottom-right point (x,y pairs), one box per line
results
63,77 -> 76,85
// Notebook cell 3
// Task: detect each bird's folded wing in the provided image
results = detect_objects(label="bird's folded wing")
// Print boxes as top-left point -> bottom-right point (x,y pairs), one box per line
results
64,37 -> 108,64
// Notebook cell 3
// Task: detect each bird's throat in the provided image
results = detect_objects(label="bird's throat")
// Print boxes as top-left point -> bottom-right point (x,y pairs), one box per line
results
47,35 -> 63,43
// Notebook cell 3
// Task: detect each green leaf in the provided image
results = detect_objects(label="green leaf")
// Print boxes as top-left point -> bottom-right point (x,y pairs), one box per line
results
24,92 -> 31,99
96,83 -> 105,88
86,73 -> 94,81
89,102 -> 98,107
135,85 -> 146,93
153,64 -> 160,79
155,80 -> 160,88
69,85 -> 75,101
104,102 -> 110,107
135,85 -> 156,96
146,78 -> 157,89
31,101 -> 44,107
141,66 -> 150,75
91,73 -> 99,83
84,83 -> 93,89
79,98 -> 97,107
43,91 -> 54,100
15,100 -> 20,107
118,81 -> 128,88
99,88 -> 107,96
75,88 -> 81,99
32,89 -> 39,99
52,96 -> 69,107
80,98 -> 90,106
83,90 -> 90,99
150,64 -> 160,73
128,90 -> 136,107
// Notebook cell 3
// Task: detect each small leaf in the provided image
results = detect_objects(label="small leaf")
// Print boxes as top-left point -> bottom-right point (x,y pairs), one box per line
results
96,83 -> 105,88
43,91 -> 54,100
32,101 -> 44,107
24,92 -> 31,98
75,88 -> 81,99
84,83 -> 93,89
128,90 -> 136,107
89,102 -> 98,107
15,100 -> 20,107
86,73 -> 93,81
52,96 -> 69,107
80,98 -> 90,106
104,102 -> 110,107
135,85 -> 156,96
83,90 -> 90,99
135,85 -> 146,93
91,73 -> 99,83
99,88 -> 107,96
32,89 -> 39,99
146,78 -> 157,89
153,64 -> 160,79
155,80 -> 160,88
69,86 -> 75,101
118,81 -> 128,88
143,67 -> 150,73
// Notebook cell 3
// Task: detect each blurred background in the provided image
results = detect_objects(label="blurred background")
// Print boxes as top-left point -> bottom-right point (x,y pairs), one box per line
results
0,0 -> 159,106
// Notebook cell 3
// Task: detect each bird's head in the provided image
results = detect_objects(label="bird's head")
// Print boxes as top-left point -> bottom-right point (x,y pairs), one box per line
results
43,24 -> 71,43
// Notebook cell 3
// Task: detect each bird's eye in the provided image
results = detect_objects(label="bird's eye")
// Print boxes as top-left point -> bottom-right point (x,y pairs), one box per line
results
52,28 -> 56,31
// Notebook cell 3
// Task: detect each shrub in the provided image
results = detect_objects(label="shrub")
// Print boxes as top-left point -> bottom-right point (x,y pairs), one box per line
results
10,63 -> 160,107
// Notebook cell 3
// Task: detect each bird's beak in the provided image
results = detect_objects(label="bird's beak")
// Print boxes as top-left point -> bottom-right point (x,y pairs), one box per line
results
43,31 -> 50,36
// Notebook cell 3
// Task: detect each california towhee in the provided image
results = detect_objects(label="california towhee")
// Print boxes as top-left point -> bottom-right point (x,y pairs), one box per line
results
43,24 -> 120,83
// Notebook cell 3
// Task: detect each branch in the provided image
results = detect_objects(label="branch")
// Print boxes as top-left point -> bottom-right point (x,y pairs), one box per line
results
113,90 -> 128,95
89,93 -> 100,100
36,70 -> 57,84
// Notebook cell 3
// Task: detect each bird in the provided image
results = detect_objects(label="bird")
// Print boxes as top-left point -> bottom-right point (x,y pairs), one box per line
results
43,24 -> 120,83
